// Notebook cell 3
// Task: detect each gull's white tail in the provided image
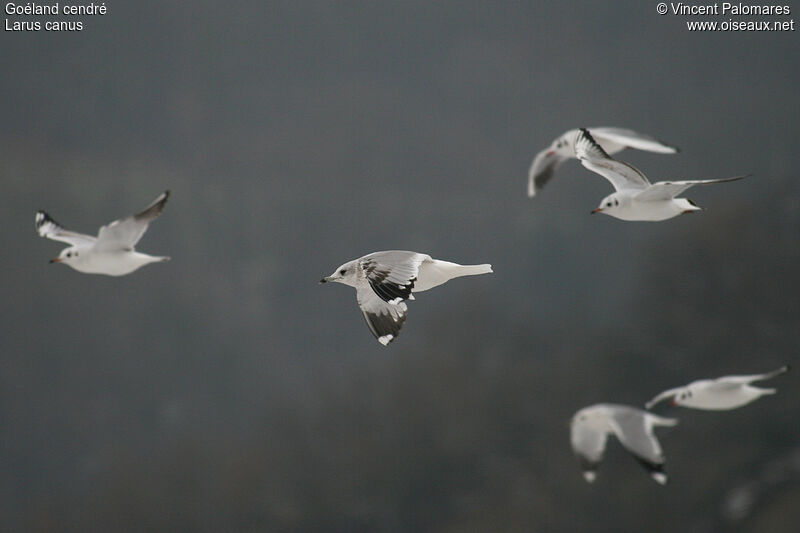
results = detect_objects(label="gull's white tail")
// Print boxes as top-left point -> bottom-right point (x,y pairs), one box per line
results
754,365 -> 790,382
754,387 -> 777,396
649,414 -> 679,427
415,260 -> 493,292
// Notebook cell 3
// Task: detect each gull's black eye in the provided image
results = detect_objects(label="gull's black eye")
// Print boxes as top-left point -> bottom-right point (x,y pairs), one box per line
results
339,269 -> 346,275
66,252 -> 71,258
606,202 -> 612,208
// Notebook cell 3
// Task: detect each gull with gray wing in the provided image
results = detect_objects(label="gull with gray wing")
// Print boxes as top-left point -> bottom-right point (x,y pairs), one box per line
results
574,128 -> 747,221
35,191 -> 171,276
527,127 -> 678,198
646,366 -> 789,410
570,403 -> 677,484
321,251 -> 492,345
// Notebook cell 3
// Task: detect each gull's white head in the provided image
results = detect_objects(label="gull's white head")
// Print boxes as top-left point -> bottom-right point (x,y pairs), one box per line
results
547,131 -> 576,158
51,247 -> 81,266
571,405 -> 614,431
570,411 -> 586,428
592,193 -> 623,216
672,388 -> 691,406
571,407 -> 598,429
320,259 -> 359,286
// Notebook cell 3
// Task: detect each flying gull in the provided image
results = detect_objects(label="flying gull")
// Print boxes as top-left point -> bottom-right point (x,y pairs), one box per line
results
35,191 -> 171,276
527,127 -> 677,198
571,403 -> 678,484
321,251 -> 492,345
646,366 -> 789,410
574,128 -> 747,221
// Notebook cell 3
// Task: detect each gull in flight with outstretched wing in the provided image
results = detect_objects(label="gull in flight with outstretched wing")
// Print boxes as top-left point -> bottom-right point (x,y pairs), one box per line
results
527,127 -> 678,198
321,251 -> 492,345
35,191 -> 171,276
574,128 -> 747,221
646,366 -> 789,410
571,403 -> 678,484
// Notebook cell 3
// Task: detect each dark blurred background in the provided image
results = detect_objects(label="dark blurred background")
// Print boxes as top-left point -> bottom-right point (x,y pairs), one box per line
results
2,1 -> 799,531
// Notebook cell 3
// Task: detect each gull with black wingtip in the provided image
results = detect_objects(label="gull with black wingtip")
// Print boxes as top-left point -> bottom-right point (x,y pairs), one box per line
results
35,191 -> 171,276
646,366 -> 790,410
321,251 -> 492,345
527,127 -> 678,198
574,128 -> 747,221
571,403 -> 677,484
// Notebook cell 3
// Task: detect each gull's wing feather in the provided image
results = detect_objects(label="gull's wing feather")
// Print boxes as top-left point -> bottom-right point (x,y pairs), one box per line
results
95,191 -> 170,251
35,211 -> 96,247
716,365 -> 790,385
356,281 -> 408,346
570,421 -> 608,463
608,406 -> 676,483
635,175 -> 748,201
571,419 -> 609,481
527,149 -> 567,197
575,128 -> 650,191
591,127 -> 679,154
360,251 -> 429,303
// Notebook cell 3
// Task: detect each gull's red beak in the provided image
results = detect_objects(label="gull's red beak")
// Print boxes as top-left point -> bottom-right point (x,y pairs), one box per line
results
591,208 -> 603,214
545,150 -> 555,157
49,257 -> 61,263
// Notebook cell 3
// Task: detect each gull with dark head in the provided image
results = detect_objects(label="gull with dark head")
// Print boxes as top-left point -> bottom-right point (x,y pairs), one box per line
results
527,127 -> 678,198
321,251 -> 492,345
570,403 -> 678,484
646,366 -> 789,410
36,191 -> 171,276
575,128 -> 747,221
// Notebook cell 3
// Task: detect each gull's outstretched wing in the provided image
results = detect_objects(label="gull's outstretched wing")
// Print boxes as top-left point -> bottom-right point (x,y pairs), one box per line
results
715,365 -> 790,385
95,191 -> 170,251
635,176 -> 748,201
356,281 -> 408,346
360,251 -> 429,303
570,418 -> 609,482
591,127 -> 679,154
575,128 -> 650,191
35,211 -> 96,247
608,405 -> 677,484
527,148 -> 568,198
